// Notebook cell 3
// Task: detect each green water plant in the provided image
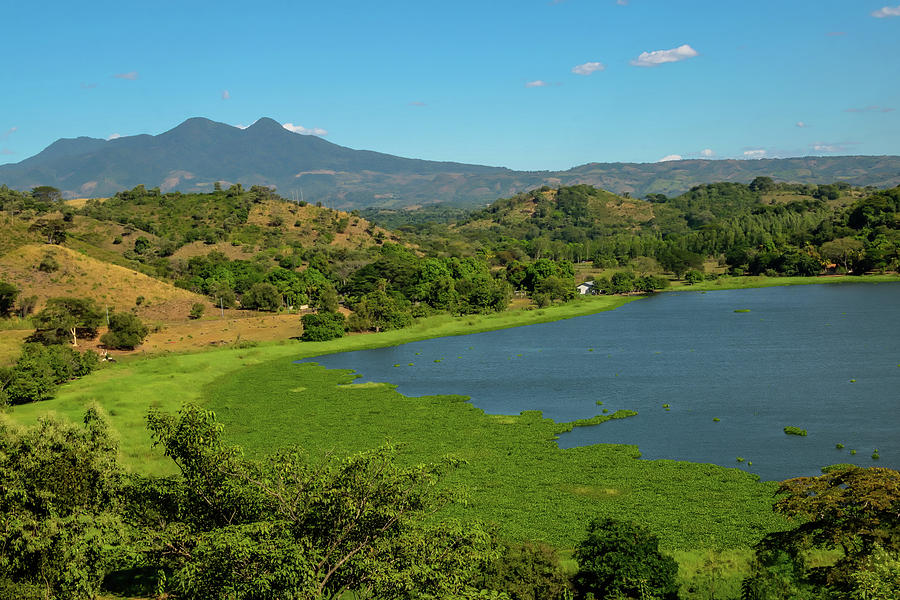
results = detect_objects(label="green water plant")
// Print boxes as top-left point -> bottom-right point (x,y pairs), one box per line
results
872,450 -> 880,460
836,443 -> 845,449
851,449 -> 857,455
734,309 -> 751,313
713,418 -> 720,422
784,426 -> 808,436
737,457 -> 745,463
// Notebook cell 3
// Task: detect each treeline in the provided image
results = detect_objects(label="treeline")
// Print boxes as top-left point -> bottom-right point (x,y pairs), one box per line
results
2,406 -> 897,599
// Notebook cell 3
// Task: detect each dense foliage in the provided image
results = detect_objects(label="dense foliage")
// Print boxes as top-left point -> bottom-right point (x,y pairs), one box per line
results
0,343 -> 98,405
100,312 -> 149,350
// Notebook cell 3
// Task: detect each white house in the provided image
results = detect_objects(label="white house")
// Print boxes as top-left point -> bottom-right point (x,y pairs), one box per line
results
576,280 -> 596,295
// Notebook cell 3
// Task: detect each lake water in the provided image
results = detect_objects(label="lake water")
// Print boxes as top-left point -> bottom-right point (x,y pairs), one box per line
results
303,283 -> 900,481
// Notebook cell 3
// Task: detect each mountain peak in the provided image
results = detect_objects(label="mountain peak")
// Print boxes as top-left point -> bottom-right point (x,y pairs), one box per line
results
247,117 -> 284,132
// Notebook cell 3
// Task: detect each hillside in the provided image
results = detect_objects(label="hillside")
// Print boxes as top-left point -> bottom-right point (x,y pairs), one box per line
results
0,244 -> 212,321
2,117 -> 899,209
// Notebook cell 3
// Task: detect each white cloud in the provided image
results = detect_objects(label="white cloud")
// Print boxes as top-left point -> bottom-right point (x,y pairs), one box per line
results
811,141 -> 858,153
796,121 -> 808,128
658,154 -> 682,162
844,105 -> 895,113
630,44 -> 698,67
282,123 -> 328,136
572,61 -> 606,75
525,80 -> 550,87
235,124 -> 249,129
107,133 -> 122,140
700,148 -> 714,157
872,5 -> 900,18
743,149 -> 767,158
113,71 -> 139,80
812,144 -> 840,153
1,127 -> 16,140
221,90 -> 230,100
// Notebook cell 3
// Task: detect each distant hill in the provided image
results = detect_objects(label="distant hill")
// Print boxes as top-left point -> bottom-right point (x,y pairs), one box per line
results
2,117 -> 899,208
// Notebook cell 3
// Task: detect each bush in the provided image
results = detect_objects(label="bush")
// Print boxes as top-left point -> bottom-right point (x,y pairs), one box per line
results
301,311 -> 346,341
2,344 -> 99,405
0,281 -> 18,317
573,518 -> 679,600
100,312 -> 149,350
38,252 -> 60,273
189,303 -> 205,320
483,541 -> 570,600
241,282 -> 281,311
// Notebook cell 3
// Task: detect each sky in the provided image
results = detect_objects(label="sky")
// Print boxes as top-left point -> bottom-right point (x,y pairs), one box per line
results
1,0 -> 899,171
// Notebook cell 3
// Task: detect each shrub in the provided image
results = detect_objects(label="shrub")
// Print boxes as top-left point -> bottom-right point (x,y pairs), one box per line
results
0,282 -> 18,317
100,312 -> 149,350
189,303 -> 205,320
2,344 -> 99,405
38,252 -> 60,273
483,541 -> 570,600
301,311 -> 346,341
573,518 -> 679,600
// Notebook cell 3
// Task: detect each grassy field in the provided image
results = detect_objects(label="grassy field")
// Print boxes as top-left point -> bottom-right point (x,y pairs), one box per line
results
666,273 -> 900,292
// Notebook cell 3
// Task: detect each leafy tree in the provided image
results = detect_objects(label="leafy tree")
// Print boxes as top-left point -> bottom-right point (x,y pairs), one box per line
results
301,311 -> 346,341
138,405 -> 501,600
189,302 -> 206,319
31,185 -> 63,203
31,297 -> 105,346
29,218 -> 70,244
1,344 -> 98,405
349,286 -> 412,332
573,518 -> 679,600
684,269 -> 705,285
743,466 -> 900,597
534,275 -> 575,304
101,312 -> 149,350
0,281 -> 17,317
0,408 -> 124,599
241,282 -> 281,311
483,541 -> 571,600
820,237 -> 864,272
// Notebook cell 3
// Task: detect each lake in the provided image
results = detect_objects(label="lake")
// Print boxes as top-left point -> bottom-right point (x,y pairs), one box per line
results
303,283 -> 900,481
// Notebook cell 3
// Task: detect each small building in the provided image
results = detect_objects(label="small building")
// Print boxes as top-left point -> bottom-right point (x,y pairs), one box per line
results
576,280 -> 596,295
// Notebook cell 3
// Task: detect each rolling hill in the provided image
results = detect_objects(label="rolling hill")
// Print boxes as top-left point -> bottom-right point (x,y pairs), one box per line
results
2,117 -> 899,208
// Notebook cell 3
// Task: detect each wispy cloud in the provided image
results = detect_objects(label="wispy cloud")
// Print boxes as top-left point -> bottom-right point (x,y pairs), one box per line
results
658,154 -> 682,162
525,80 -> 550,88
0,149 -> 14,155
1,127 -> 16,140
743,149 -> 768,158
700,148 -> 715,158
872,5 -> 900,18
617,0 -> 629,5
80,82 -> 98,89
811,141 -> 859,153
409,101 -> 427,107
630,44 -> 698,67
113,71 -> 139,80
844,105 -> 895,113
221,90 -> 230,100
107,133 -> 122,140
796,121 -> 808,128
283,123 -> 328,136
572,61 -> 606,75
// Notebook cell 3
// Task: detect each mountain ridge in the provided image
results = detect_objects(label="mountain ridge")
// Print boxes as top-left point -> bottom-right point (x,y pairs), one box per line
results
2,117 -> 899,208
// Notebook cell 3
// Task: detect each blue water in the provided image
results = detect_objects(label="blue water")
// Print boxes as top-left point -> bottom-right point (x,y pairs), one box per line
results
303,284 -> 900,481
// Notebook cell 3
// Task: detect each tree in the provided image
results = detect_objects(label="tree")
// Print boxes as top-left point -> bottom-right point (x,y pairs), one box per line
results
820,237 -> 864,273
573,518 -> 679,600
0,408 -> 124,599
100,312 -> 149,350
301,311 -> 346,341
744,466 -> 900,597
483,541 -> 571,600
29,218 -> 70,244
0,281 -> 17,317
32,297 -> 104,346
684,269 -> 704,285
1,344 -> 99,405
30,185 -> 63,203
139,405 -> 501,600
241,282 -> 281,311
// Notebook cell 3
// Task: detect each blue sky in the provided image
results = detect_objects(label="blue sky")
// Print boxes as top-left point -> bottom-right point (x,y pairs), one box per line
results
2,0 -> 898,170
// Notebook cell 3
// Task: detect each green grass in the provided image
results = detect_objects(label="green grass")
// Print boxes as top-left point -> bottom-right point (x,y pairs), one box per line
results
667,273 -> 900,292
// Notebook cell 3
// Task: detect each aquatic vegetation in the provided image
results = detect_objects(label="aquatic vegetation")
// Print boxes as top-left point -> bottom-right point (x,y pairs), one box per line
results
821,463 -> 856,473
736,457 -> 745,463
872,449 -> 880,460
596,401 -> 603,405
784,426 -> 808,436
835,443 -> 844,449
733,309 -> 751,313
850,449 -> 857,455
662,404 -> 670,408
713,418 -> 720,422
393,364 -> 401,368
567,409 -> 638,429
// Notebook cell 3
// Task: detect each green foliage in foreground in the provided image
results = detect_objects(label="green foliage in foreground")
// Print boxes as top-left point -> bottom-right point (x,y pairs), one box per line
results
573,518 -> 679,600
204,360 -> 785,550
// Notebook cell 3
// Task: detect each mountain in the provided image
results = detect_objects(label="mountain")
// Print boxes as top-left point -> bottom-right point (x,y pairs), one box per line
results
2,117 -> 899,208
